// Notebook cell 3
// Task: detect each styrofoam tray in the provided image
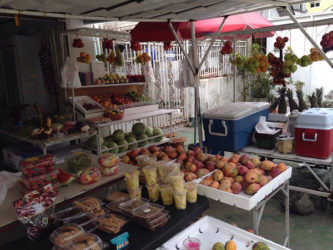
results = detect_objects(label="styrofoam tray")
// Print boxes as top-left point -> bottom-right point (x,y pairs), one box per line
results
195,167 -> 292,211
68,96 -> 104,115
161,216 -> 290,250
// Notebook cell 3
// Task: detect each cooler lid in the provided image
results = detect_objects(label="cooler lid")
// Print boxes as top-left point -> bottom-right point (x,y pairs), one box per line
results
202,102 -> 269,120
296,108 -> 333,129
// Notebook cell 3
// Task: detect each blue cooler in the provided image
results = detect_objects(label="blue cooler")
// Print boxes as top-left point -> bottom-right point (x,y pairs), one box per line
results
203,102 -> 269,152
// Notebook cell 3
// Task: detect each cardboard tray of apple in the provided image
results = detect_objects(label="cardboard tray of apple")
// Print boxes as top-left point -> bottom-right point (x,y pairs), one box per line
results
195,154 -> 292,211
162,215 -> 290,250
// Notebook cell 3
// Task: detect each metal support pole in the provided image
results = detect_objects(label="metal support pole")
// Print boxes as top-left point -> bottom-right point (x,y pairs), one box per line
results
191,21 -> 203,149
168,21 -> 196,74
303,162 -> 330,191
233,36 -> 237,102
283,6 -> 333,69
97,128 -> 102,156
198,16 -> 228,70
284,182 -> 290,247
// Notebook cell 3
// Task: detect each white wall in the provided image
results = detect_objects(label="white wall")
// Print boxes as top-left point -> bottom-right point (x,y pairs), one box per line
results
267,12 -> 333,95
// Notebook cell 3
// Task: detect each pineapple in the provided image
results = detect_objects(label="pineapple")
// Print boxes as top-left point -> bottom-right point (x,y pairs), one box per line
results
315,87 -> 323,107
286,88 -> 299,112
296,89 -> 308,111
278,87 -> 287,114
308,91 -> 318,108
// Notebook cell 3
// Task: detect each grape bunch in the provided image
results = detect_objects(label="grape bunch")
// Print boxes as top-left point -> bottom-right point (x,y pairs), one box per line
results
320,31 -> 333,53
130,41 -> 142,51
274,36 -> 288,49
221,41 -> 233,55
268,53 -> 288,85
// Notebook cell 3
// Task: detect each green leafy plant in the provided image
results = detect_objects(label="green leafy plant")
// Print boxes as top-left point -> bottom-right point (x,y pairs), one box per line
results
249,73 -> 273,99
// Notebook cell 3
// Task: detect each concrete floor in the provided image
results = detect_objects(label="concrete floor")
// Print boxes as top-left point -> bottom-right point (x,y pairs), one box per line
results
177,127 -> 333,250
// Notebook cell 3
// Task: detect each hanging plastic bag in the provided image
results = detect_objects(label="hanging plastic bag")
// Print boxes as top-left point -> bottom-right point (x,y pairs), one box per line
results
0,171 -> 21,205
175,50 -> 194,89
143,62 -> 155,86
60,57 -> 81,88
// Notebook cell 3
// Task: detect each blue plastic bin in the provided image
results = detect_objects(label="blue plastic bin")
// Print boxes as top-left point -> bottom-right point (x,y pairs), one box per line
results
203,102 -> 269,152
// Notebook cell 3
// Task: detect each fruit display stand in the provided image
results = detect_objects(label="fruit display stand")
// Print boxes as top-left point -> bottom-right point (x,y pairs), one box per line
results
0,130 -> 97,155
0,155 -> 137,230
162,215 -> 290,250
240,146 -> 333,199
195,167 -> 291,247
86,109 -> 174,156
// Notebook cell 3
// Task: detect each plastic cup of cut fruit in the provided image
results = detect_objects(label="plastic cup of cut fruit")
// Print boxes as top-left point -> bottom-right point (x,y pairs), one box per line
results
146,184 -> 160,202
174,190 -> 187,210
128,186 -> 142,199
159,184 -> 173,206
142,166 -> 158,186
168,171 -> 185,193
124,170 -> 140,191
185,182 -> 198,204
183,237 -> 201,250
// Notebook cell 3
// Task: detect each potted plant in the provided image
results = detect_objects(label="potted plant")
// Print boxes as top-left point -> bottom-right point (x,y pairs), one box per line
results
248,73 -> 273,102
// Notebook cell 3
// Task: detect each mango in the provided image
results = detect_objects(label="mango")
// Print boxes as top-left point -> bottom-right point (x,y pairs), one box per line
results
250,157 -> 261,167
212,242 -> 225,250
260,160 -> 276,171
213,170 -> 224,182
245,169 -> 260,183
225,240 -> 237,250
245,183 -> 261,195
252,242 -> 270,250
231,182 -> 242,194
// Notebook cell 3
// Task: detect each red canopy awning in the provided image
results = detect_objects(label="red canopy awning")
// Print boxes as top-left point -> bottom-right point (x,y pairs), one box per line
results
131,12 -> 274,42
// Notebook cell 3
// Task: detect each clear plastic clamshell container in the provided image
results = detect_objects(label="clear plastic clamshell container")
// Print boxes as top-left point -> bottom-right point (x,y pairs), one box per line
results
139,214 -> 171,232
49,224 -> 84,248
133,203 -> 165,223
52,206 -> 84,225
64,213 -> 98,233
118,198 -> 149,215
20,169 -> 58,190
20,154 -> 56,177
65,233 -> 103,250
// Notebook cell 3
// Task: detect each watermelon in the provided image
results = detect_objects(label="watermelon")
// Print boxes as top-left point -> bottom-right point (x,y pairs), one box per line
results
136,133 -> 148,147
112,129 -> 125,143
153,127 -> 163,142
87,136 -> 104,148
104,141 -> 119,154
118,139 -> 129,153
127,137 -> 138,150
145,127 -> 154,141
125,132 -> 136,141
57,169 -> 74,186
132,122 -> 146,135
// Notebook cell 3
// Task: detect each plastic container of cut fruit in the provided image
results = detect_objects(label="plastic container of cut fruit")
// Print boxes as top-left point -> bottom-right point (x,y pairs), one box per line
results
20,169 -> 58,190
64,233 -> 104,250
20,154 -> 56,177
133,203 -> 165,223
142,210 -> 169,227
52,206 -> 85,225
118,198 -> 149,215
49,224 -> 84,248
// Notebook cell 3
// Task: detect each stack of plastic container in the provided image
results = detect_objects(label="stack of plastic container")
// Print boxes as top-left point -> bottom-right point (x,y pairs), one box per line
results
19,154 -> 58,194
50,224 -> 104,249
117,198 -> 170,232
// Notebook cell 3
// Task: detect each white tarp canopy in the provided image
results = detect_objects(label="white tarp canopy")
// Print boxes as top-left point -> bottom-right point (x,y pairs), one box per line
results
0,0 -> 310,22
